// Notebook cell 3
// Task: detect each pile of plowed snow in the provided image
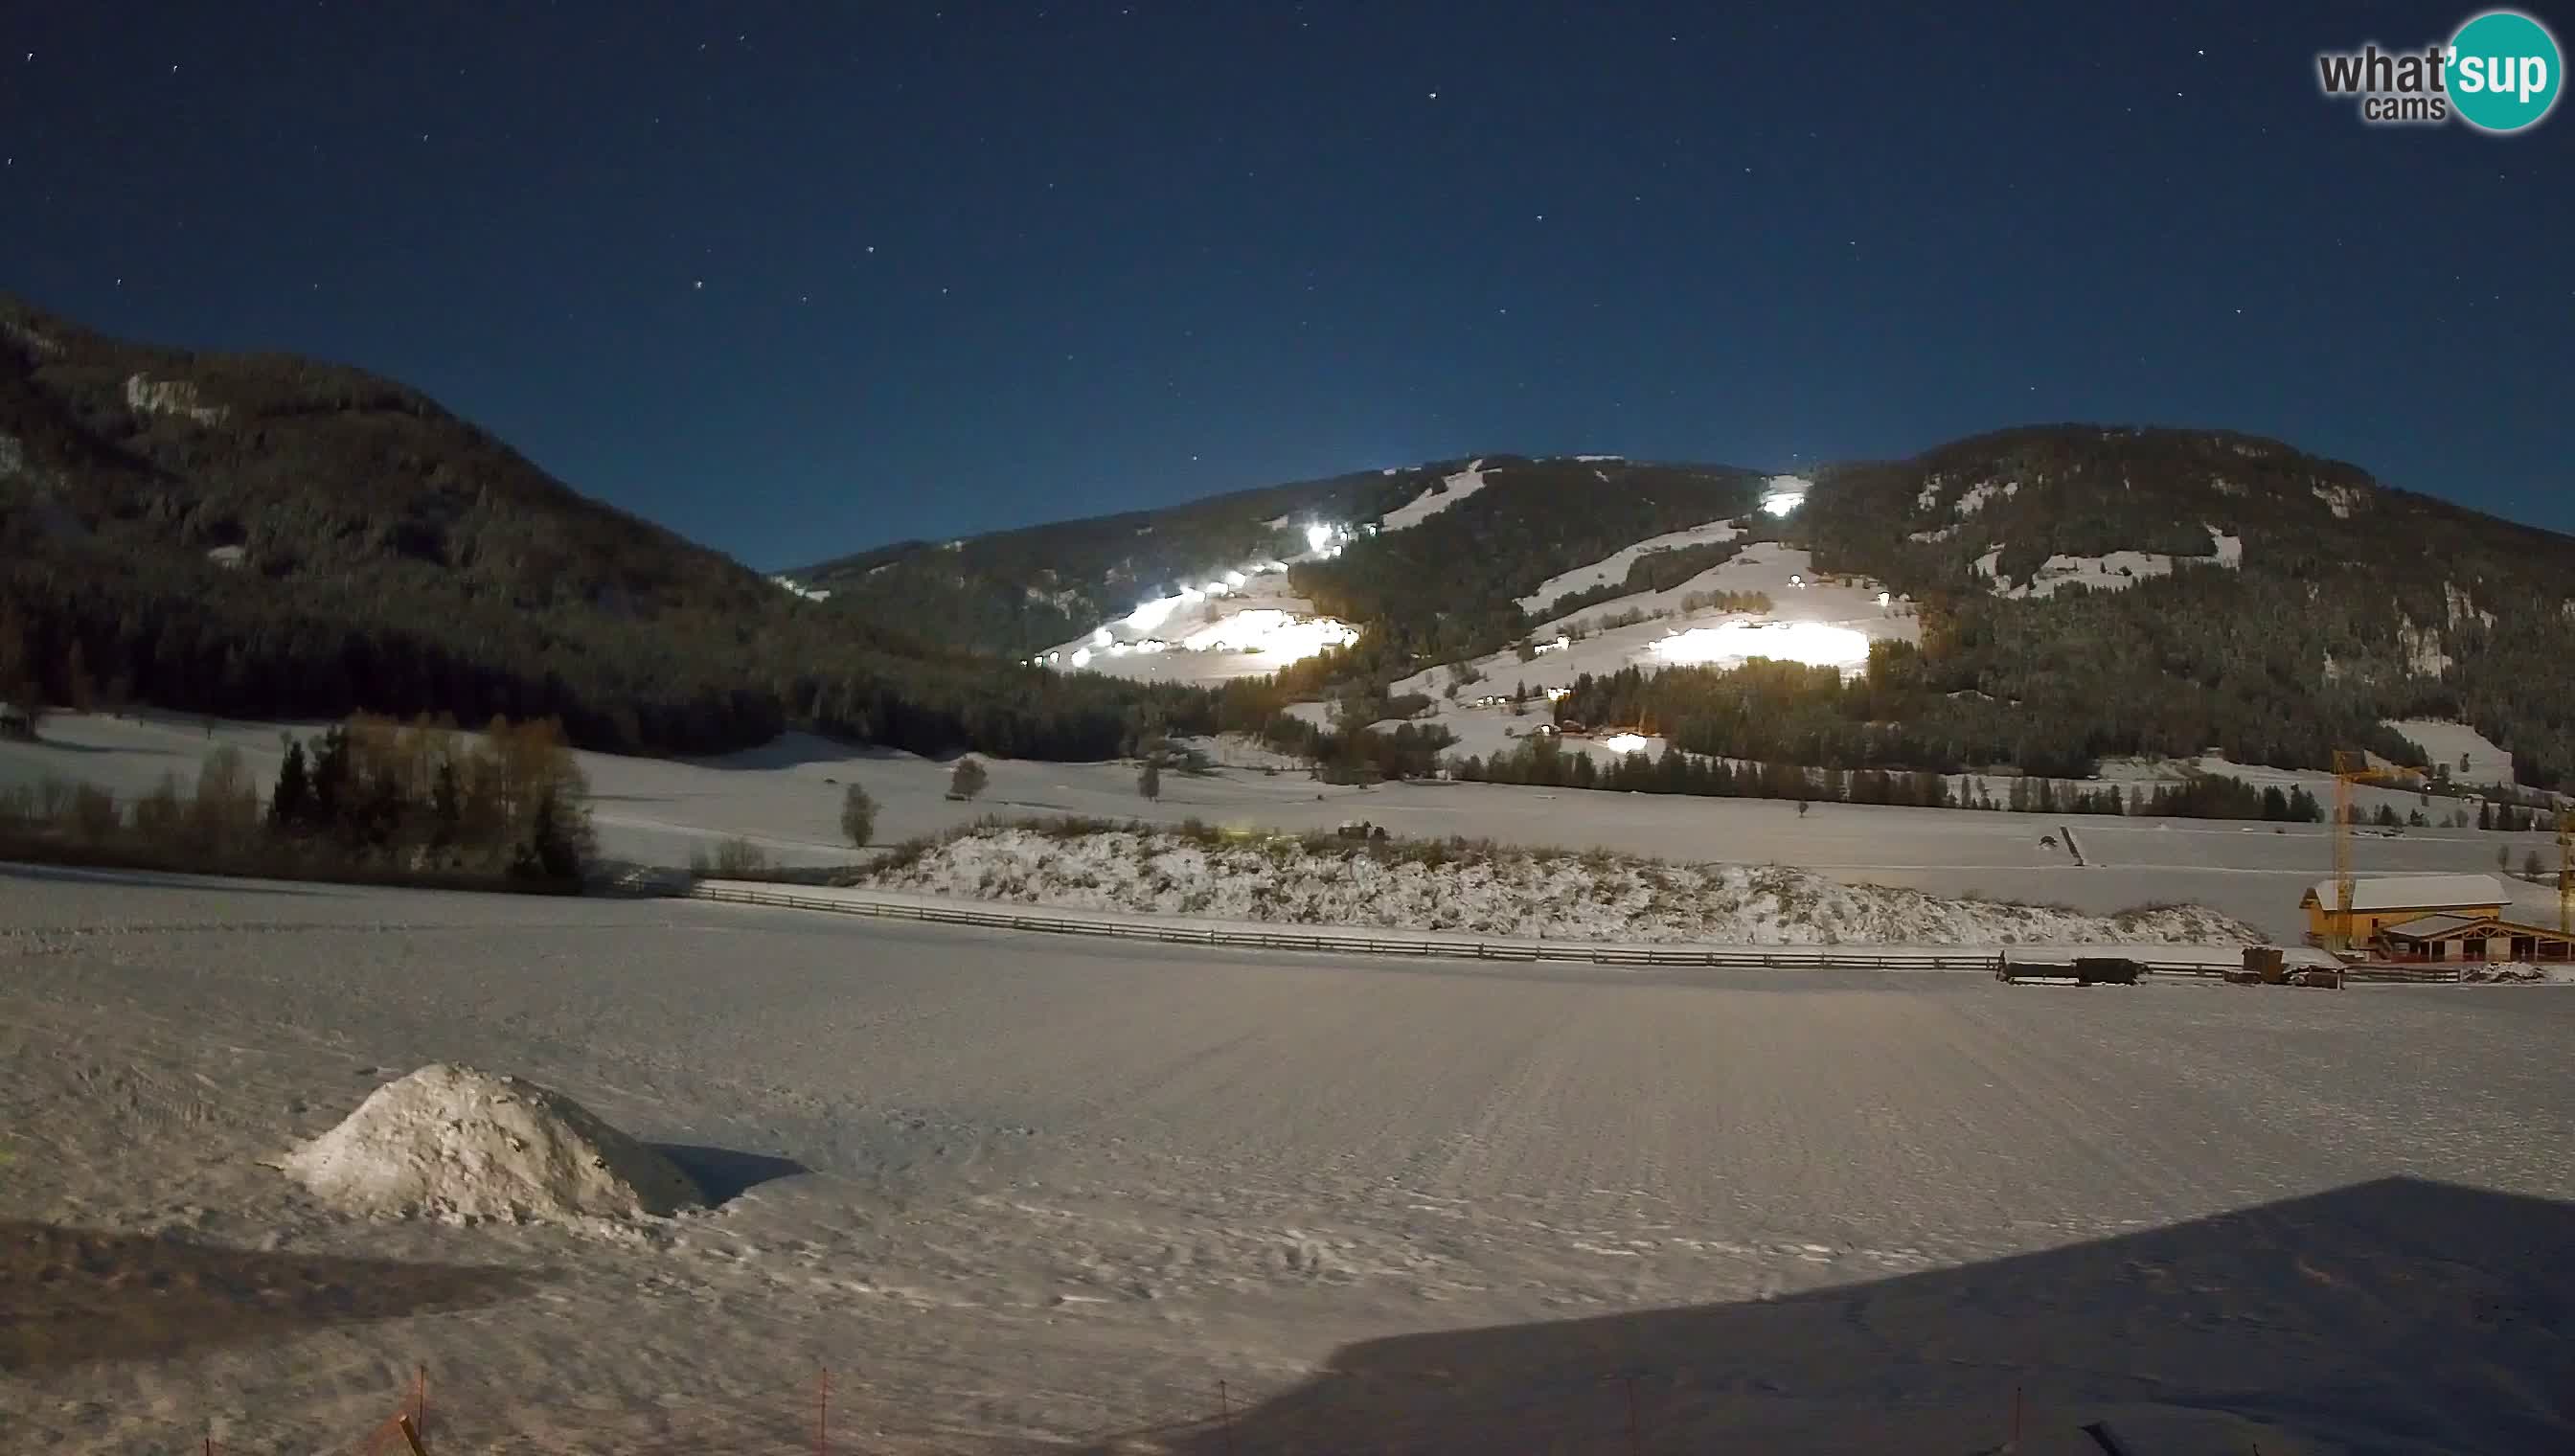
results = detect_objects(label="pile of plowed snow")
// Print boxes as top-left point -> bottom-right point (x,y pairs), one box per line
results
284,1064 -> 702,1224
2460,962 -> 2575,985
858,824 -> 2267,945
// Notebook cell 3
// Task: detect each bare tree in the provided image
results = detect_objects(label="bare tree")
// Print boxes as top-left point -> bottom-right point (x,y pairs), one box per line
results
839,782 -> 877,848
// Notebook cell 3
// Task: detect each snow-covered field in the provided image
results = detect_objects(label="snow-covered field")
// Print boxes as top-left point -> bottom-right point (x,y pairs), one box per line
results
863,825 -> 2265,945
6,871 -> 2573,1452
1970,526 -> 2244,600
1032,561 -> 1355,687
1526,541 -> 1910,647
1514,516 -> 1743,614
2385,717 -> 2516,786
5,710 -> 2564,942
1376,460 -> 1490,533
1384,542 -> 1920,762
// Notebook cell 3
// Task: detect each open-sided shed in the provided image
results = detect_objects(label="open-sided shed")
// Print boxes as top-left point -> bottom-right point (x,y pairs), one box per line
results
2374,913 -> 2572,965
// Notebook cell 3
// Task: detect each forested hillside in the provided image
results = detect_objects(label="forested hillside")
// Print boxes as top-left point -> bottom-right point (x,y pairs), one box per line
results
1783,427 -> 2575,787
0,296 -> 1204,759
1287,458 -> 1767,677
10,297 -> 2567,788
789,467 -> 1424,654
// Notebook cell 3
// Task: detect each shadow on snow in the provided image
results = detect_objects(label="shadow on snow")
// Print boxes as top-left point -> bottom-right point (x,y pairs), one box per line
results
1084,1176 -> 2573,1455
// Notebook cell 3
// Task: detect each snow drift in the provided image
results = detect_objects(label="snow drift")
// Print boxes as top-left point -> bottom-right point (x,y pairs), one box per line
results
285,1063 -> 703,1224
859,825 -> 2266,946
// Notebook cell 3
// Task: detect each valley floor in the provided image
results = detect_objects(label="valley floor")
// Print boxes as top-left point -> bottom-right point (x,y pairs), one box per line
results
4,870 -> 2572,1452
4,712 -> 2565,943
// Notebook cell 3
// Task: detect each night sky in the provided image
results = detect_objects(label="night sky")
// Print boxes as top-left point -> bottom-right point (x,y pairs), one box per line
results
5,2 -> 2570,567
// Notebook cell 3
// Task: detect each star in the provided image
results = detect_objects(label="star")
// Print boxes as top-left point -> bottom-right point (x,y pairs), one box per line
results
694,280 -> 705,290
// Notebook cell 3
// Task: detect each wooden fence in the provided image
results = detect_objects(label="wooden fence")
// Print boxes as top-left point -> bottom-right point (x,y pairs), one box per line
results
687,880 -> 2352,979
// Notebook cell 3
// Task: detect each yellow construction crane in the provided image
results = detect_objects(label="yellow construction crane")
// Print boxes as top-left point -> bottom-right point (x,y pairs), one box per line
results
2560,808 -> 2572,940
2326,750 -> 2419,954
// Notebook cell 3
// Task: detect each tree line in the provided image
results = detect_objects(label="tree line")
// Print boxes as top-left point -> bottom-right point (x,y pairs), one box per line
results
0,713 -> 596,890
1450,735 -> 2350,825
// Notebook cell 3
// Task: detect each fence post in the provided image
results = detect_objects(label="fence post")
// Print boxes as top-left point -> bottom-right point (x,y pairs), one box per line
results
411,1363 -> 427,1448
814,1367 -> 830,1456
1625,1375 -> 1642,1455
1217,1379 -> 1236,1456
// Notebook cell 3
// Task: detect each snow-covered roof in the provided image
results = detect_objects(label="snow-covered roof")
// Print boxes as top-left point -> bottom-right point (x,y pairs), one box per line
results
2375,913 -> 2491,940
2301,875 -> 2505,912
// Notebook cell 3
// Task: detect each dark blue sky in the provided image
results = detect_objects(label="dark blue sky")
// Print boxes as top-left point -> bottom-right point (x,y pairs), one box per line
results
5,2 -> 2569,567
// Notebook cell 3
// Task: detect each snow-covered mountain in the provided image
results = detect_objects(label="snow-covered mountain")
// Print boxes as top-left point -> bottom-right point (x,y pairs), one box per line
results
801,427 -> 2575,790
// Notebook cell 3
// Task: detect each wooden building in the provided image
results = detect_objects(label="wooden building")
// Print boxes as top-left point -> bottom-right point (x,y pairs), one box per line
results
2299,874 -> 2505,948
2373,913 -> 2573,964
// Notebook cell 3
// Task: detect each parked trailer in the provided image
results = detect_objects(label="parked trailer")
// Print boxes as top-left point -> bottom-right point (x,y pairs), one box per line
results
1994,955 -> 2145,986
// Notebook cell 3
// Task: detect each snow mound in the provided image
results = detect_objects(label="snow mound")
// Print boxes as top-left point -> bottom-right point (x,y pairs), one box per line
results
285,1064 -> 702,1224
863,826 -> 2265,946
2461,962 -> 2575,985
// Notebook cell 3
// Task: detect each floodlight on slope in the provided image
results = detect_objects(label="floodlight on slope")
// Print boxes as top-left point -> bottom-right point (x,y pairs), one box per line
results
1651,621 -> 1871,671
1127,596 -> 1179,631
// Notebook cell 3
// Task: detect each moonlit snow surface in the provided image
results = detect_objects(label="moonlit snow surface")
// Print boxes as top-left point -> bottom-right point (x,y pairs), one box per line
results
1178,608 -> 1357,658
1652,619 -> 1872,671
8,873 -> 2575,1453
